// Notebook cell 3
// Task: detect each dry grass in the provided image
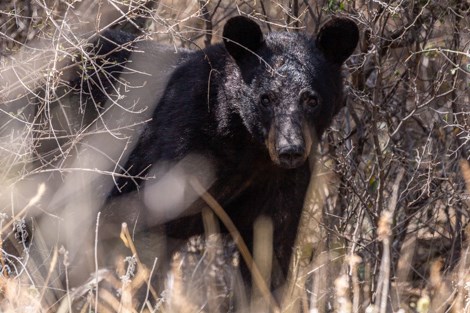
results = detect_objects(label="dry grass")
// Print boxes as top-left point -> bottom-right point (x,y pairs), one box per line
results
1,0 -> 469,312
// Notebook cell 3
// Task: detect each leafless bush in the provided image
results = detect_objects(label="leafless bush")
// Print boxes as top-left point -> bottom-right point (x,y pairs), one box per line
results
0,0 -> 469,312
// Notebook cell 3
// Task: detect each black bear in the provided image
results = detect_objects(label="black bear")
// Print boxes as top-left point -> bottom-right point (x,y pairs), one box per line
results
99,15 -> 358,296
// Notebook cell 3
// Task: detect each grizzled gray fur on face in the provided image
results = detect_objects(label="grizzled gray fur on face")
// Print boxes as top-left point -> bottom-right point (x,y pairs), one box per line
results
218,16 -> 358,168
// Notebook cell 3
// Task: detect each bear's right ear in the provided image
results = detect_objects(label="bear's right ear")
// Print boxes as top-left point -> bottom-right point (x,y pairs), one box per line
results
316,17 -> 359,64
223,16 -> 264,63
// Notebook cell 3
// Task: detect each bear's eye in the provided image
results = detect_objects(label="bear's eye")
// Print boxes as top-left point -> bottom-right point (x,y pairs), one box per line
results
306,95 -> 318,107
260,94 -> 271,107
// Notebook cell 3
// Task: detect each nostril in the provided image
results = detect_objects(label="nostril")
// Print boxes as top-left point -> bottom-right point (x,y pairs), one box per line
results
279,151 -> 303,160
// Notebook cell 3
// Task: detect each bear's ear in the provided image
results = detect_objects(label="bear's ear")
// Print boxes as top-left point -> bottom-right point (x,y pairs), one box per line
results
223,16 -> 264,63
316,17 -> 359,64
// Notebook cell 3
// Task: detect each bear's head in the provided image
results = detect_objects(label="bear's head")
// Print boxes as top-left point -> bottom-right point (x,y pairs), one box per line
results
221,16 -> 359,169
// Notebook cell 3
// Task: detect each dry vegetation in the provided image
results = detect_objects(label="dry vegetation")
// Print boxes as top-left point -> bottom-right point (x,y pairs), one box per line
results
0,0 -> 469,312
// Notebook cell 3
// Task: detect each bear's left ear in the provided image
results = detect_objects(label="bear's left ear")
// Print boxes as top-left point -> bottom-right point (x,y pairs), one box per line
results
223,16 -> 264,63
316,17 -> 359,64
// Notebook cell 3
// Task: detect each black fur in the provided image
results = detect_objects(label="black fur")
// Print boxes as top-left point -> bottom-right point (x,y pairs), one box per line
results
102,16 -> 359,290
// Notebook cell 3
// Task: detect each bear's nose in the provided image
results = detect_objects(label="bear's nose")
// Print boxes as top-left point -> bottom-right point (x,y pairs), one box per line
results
278,145 -> 305,169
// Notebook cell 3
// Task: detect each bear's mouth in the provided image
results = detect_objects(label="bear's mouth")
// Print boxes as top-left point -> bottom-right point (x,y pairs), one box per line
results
265,121 -> 312,169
